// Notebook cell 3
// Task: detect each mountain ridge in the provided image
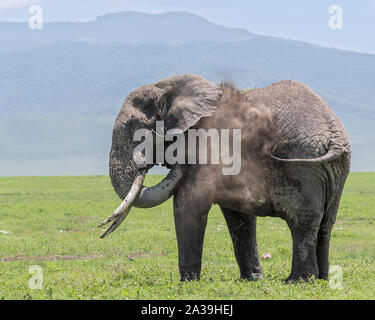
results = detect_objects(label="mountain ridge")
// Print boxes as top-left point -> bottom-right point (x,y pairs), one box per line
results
0,11 -> 257,52
1,10 -> 373,55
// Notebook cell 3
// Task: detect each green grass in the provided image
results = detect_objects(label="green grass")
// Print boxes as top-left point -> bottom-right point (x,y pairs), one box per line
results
0,173 -> 374,300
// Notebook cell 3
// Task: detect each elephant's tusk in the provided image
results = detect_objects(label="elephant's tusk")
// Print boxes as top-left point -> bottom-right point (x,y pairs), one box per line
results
99,170 -> 146,238
99,211 -> 129,239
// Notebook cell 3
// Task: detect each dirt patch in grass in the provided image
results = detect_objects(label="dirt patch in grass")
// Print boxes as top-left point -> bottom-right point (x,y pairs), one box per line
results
1,254 -> 105,262
77,216 -> 97,221
127,251 -> 168,260
128,252 -> 153,259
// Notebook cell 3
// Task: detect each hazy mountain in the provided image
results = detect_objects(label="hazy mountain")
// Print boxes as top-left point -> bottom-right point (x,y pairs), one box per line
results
0,11 -> 255,52
0,11 -> 374,175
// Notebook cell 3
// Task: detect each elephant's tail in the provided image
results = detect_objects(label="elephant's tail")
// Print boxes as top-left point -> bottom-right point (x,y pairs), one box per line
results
269,148 -> 347,164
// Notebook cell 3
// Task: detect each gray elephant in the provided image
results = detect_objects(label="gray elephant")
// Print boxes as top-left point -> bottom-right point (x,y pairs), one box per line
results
100,74 -> 351,282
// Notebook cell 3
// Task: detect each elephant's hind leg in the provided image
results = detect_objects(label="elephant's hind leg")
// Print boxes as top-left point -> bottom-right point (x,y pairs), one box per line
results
316,195 -> 341,280
316,166 -> 349,280
220,207 -> 263,280
286,209 -> 323,282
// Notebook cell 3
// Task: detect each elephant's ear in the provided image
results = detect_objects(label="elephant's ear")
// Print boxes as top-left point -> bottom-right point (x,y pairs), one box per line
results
155,74 -> 223,133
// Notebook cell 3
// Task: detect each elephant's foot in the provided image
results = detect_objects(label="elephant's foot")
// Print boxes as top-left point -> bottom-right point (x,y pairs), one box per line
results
240,272 -> 264,281
180,270 -> 201,282
317,273 -> 329,280
285,270 -> 318,283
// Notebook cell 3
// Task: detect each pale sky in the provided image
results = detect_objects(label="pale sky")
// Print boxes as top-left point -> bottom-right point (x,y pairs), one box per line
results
0,0 -> 36,9
1,0 -> 374,53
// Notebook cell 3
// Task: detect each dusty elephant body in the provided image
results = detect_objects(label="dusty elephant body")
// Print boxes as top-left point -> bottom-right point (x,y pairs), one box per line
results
105,74 -> 351,282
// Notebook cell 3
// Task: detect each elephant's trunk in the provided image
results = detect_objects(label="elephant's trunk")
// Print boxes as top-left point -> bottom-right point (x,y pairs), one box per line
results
99,169 -> 147,238
103,143 -> 143,238
133,165 -> 184,208
109,147 -> 139,201
103,131 -> 185,238
100,165 -> 184,238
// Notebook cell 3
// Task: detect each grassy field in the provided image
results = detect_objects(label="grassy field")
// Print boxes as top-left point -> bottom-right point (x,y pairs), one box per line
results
0,173 -> 374,300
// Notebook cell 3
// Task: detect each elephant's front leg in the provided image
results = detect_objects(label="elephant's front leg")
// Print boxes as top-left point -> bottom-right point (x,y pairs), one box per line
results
220,207 -> 263,280
173,185 -> 212,281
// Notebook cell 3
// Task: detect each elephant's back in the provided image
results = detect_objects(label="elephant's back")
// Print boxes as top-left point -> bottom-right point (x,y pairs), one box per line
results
243,80 -> 350,160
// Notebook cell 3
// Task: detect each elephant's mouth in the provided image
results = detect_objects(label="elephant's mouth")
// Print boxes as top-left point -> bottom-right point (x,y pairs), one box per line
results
99,157 -> 184,238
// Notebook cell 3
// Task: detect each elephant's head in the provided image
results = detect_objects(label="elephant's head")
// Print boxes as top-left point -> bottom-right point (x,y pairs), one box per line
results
101,74 -> 223,237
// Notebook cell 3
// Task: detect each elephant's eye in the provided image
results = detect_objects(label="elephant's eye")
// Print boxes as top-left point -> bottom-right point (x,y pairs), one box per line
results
132,97 -> 156,118
159,93 -> 174,110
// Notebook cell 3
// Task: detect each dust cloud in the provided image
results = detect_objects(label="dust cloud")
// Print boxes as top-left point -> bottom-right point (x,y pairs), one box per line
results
189,83 -> 278,205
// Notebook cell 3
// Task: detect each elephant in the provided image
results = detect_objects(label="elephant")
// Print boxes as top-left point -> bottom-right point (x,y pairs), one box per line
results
100,74 -> 351,282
